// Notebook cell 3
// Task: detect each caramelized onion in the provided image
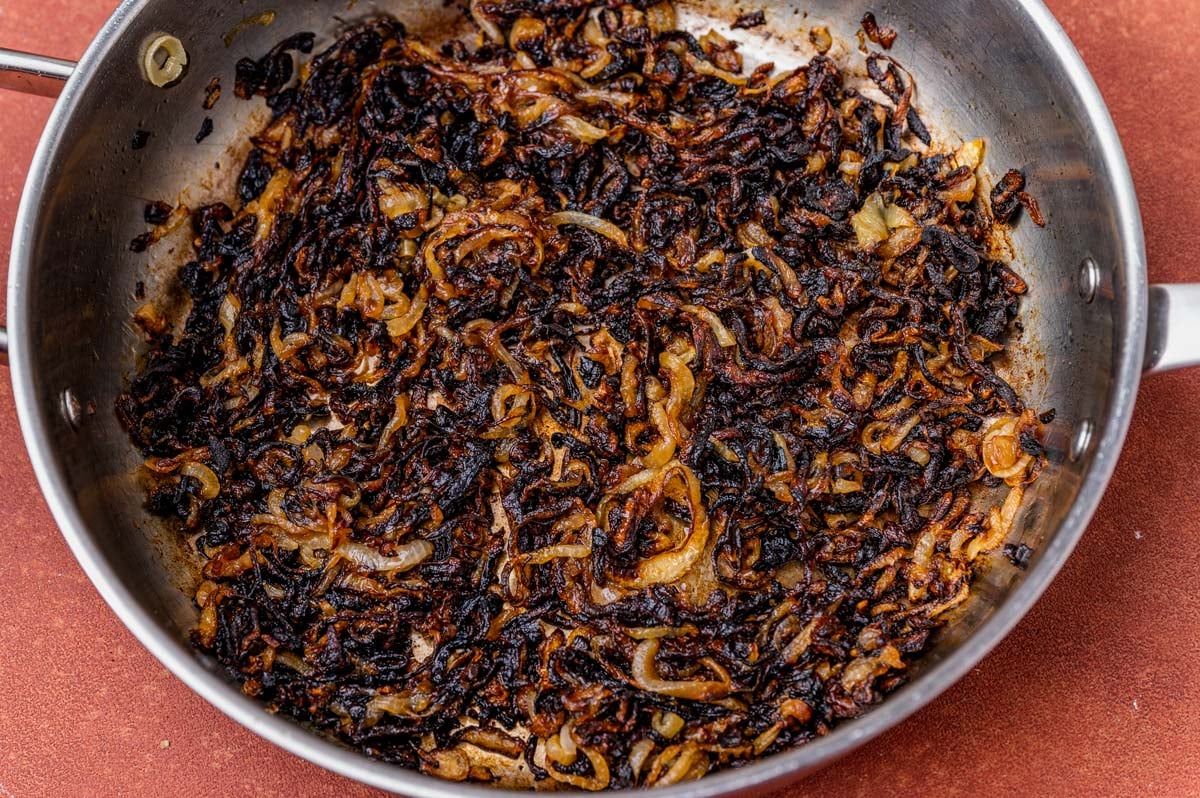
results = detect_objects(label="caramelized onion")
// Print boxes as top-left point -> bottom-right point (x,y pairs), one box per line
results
651,710 -> 685,739
646,742 -> 708,787
121,4 -> 1046,789
180,462 -> 221,500
631,638 -> 730,701
459,726 -> 525,758
336,540 -> 433,574
620,462 -> 710,589
545,741 -> 610,791
547,211 -> 629,248
682,305 -> 736,347
629,738 -> 656,780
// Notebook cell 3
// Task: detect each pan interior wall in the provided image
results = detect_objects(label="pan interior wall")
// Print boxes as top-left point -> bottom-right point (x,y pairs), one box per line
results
17,0 -> 1132,740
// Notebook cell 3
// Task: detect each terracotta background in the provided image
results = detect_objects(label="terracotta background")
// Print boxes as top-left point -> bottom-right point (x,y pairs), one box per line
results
1,1 -> 1199,796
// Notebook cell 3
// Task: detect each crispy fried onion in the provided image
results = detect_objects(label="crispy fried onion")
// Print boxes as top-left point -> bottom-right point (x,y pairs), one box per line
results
119,2 -> 1048,789
631,638 -> 731,701
981,412 -> 1038,482
336,540 -> 433,574
547,210 -> 629,248
610,461 -> 709,589
544,724 -> 611,791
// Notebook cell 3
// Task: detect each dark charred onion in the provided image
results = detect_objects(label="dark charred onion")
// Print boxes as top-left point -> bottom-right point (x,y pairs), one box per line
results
861,12 -> 897,49
119,3 -> 1045,789
991,168 -> 1046,227
732,11 -> 766,30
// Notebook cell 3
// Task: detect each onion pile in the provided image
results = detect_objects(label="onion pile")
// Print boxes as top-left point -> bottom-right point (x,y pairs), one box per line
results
118,3 -> 1046,789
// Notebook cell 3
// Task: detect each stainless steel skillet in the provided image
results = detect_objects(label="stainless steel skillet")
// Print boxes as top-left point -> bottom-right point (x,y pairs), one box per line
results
1,0 -> 1195,795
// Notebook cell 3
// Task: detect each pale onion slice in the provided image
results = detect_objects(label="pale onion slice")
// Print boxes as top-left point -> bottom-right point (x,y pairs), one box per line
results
651,710 -> 684,739
646,741 -> 708,786
840,644 -> 904,692
641,402 -> 678,468
547,211 -> 629,248
966,484 -> 1026,560
557,115 -> 611,144
631,638 -> 730,701
681,305 -> 737,347
545,741 -> 610,791
336,540 -> 433,574
628,738 -> 656,781
143,34 -> 188,87
386,285 -> 428,339
621,462 -> 710,589
545,723 -> 578,765
180,462 -> 220,500
469,0 -> 504,43
954,138 -> 987,172
851,193 -> 889,250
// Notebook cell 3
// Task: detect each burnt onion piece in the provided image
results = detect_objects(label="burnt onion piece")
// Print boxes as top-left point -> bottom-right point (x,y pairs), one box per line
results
118,3 -> 1045,789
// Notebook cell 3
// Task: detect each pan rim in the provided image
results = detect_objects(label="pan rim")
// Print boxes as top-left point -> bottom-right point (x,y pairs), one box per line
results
6,0 -> 1147,795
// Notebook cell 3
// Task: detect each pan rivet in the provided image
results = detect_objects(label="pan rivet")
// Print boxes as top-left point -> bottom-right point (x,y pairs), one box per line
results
59,389 -> 82,431
1077,258 -> 1099,304
1069,419 -> 1094,462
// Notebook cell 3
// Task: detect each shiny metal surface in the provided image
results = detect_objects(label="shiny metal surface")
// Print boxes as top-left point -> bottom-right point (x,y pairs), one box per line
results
0,48 -> 74,97
0,0 -> 1179,794
1145,285 -> 1200,373
0,47 -> 72,367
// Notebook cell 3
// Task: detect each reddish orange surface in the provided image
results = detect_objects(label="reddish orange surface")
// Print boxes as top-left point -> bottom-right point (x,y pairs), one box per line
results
2,2 -> 1199,796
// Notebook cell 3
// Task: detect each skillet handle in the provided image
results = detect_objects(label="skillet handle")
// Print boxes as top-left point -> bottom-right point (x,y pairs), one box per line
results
0,48 -> 74,97
0,48 -> 75,365
1145,284 -> 1200,373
